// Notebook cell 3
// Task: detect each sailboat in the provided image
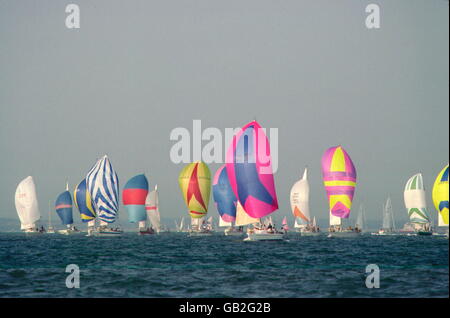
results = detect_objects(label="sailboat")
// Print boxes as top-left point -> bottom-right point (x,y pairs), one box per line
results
178,161 -> 212,236
47,201 -> 55,234
404,173 -> 432,236
56,182 -> 78,235
372,197 -> 396,235
355,204 -> 366,233
432,164 -> 449,237
290,167 -> 320,236
74,179 -> 96,236
175,216 -> 188,232
213,164 -> 243,236
225,120 -> 283,241
322,146 -> 360,238
86,155 -> 123,236
15,176 -> 42,234
146,185 -> 167,233
123,174 -> 150,235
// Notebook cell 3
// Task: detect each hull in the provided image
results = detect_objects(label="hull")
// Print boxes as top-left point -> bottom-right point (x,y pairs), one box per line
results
224,230 -> 244,236
95,228 -> 123,237
244,232 -> 285,241
298,230 -> 321,236
139,229 -> 155,235
328,231 -> 361,238
417,231 -> 432,236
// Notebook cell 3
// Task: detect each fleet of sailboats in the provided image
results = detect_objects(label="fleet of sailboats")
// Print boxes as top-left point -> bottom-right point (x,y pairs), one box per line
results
11,123 -> 448,241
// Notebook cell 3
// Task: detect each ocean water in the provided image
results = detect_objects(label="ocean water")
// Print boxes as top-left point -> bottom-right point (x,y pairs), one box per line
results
0,232 -> 448,298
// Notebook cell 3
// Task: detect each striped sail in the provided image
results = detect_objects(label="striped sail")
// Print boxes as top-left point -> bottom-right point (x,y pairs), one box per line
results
146,185 -> 160,231
321,146 -> 357,224
178,162 -> 211,219
290,168 -> 310,226
432,164 -> 449,227
213,164 -> 237,224
86,155 -> 120,224
404,173 -> 430,224
74,179 -> 96,222
55,186 -> 73,225
15,176 -> 41,230
123,174 -> 149,223
225,120 -> 278,219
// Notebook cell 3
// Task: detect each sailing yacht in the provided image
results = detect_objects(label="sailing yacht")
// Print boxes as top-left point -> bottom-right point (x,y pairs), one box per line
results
225,120 -> 283,241
322,146 -> 361,238
123,174 -> 152,235
15,176 -> 42,234
355,204 -> 366,233
404,173 -> 432,236
432,164 -> 449,238
56,182 -> 79,235
47,201 -> 55,234
373,197 -> 397,236
86,155 -> 123,236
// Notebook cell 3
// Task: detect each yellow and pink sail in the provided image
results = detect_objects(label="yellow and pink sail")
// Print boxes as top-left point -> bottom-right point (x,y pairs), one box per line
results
178,161 -> 211,219
321,145 -> 357,219
225,120 -> 278,219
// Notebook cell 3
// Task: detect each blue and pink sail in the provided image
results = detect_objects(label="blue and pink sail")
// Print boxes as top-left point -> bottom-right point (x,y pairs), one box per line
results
55,187 -> 73,225
225,120 -> 278,219
122,174 -> 149,223
321,145 -> 357,219
213,164 -> 237,223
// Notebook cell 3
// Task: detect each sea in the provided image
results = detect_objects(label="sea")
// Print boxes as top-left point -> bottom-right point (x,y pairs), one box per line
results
0,232 -> 448,298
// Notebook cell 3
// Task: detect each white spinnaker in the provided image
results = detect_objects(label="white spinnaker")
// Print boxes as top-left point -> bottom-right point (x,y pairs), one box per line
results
146,188 -> 160,231
235,201 -> 260,226
404,173 -> 430,223
329,211 -> 341,226
290,168 -> 310,225
15,176 -> 41,230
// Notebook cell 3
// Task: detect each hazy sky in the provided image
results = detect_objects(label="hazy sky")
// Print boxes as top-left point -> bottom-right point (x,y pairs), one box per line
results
0,1 -> 448,227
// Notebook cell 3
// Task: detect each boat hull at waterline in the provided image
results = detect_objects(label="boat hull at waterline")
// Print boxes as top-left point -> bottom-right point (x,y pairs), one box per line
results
224,230 -> 244,236
298,231 -> 321,237
244,232 -> 285,241
327,231 -> 361,238
188,230 -> 213,237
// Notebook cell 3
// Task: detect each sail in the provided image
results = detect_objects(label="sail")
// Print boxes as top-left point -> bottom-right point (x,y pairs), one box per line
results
219,217 -> 232,227
146,186 -> 160,231
213,164 -> 237,223
123,174 -> 149,223
282,216 -> 289,231
321,146 -> 357,219
180,217 -> 185,231
178,161 -> 211,218
355,204 -> 365,230
74,179 -> 96,222
404,173 -> 430,224
15,176 -> 41,230
235,201 -> 259,226
225,120 -> 278,219
55,189 -> 73,225
86,155 -> 120,223
382,198 -> 393,230
290,167 -> 310,225
432,164 -> 449,227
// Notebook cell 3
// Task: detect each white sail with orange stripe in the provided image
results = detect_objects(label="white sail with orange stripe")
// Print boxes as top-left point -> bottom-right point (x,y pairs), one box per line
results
290,167 -> 311,227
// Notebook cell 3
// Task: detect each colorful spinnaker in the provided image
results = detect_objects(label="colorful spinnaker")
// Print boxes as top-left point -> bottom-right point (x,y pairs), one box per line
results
146,185 -> 161,231
55,183 -> 73,226
213,164 -> 237,223
178,162 -> 211,219
123,174 -> 149,223
321,146 -> 357,224
74,179 -> 96,222
290,167 -> 310,227
225,120 -> 278,219
404,173 -> 430,224
15,176 -> 41,230
432,164 -> 449,227
86,155 -> 120,224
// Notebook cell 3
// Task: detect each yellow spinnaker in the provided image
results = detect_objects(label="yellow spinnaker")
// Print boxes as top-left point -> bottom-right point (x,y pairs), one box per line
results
178,162 -> 211,218
432,164 -> 449,226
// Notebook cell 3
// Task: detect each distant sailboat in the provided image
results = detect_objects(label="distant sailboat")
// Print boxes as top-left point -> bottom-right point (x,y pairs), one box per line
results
322,146 -> 360,237
47,201 -> 55,234
74,179 -> 96,236
372,197 -> 397,236
56,182 -> 78,235
432,164 -> 449,237
213,164 -> 243,236
225,120 -> 283,241
178,161 -> 212,236
15,176 -> 41,234
290,167 -> 320,236
404,173 -> 432,235
355,204 -> 366,233
123,174 -> 150,235
146,185 -> 164,234
86,155 -> 122,236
